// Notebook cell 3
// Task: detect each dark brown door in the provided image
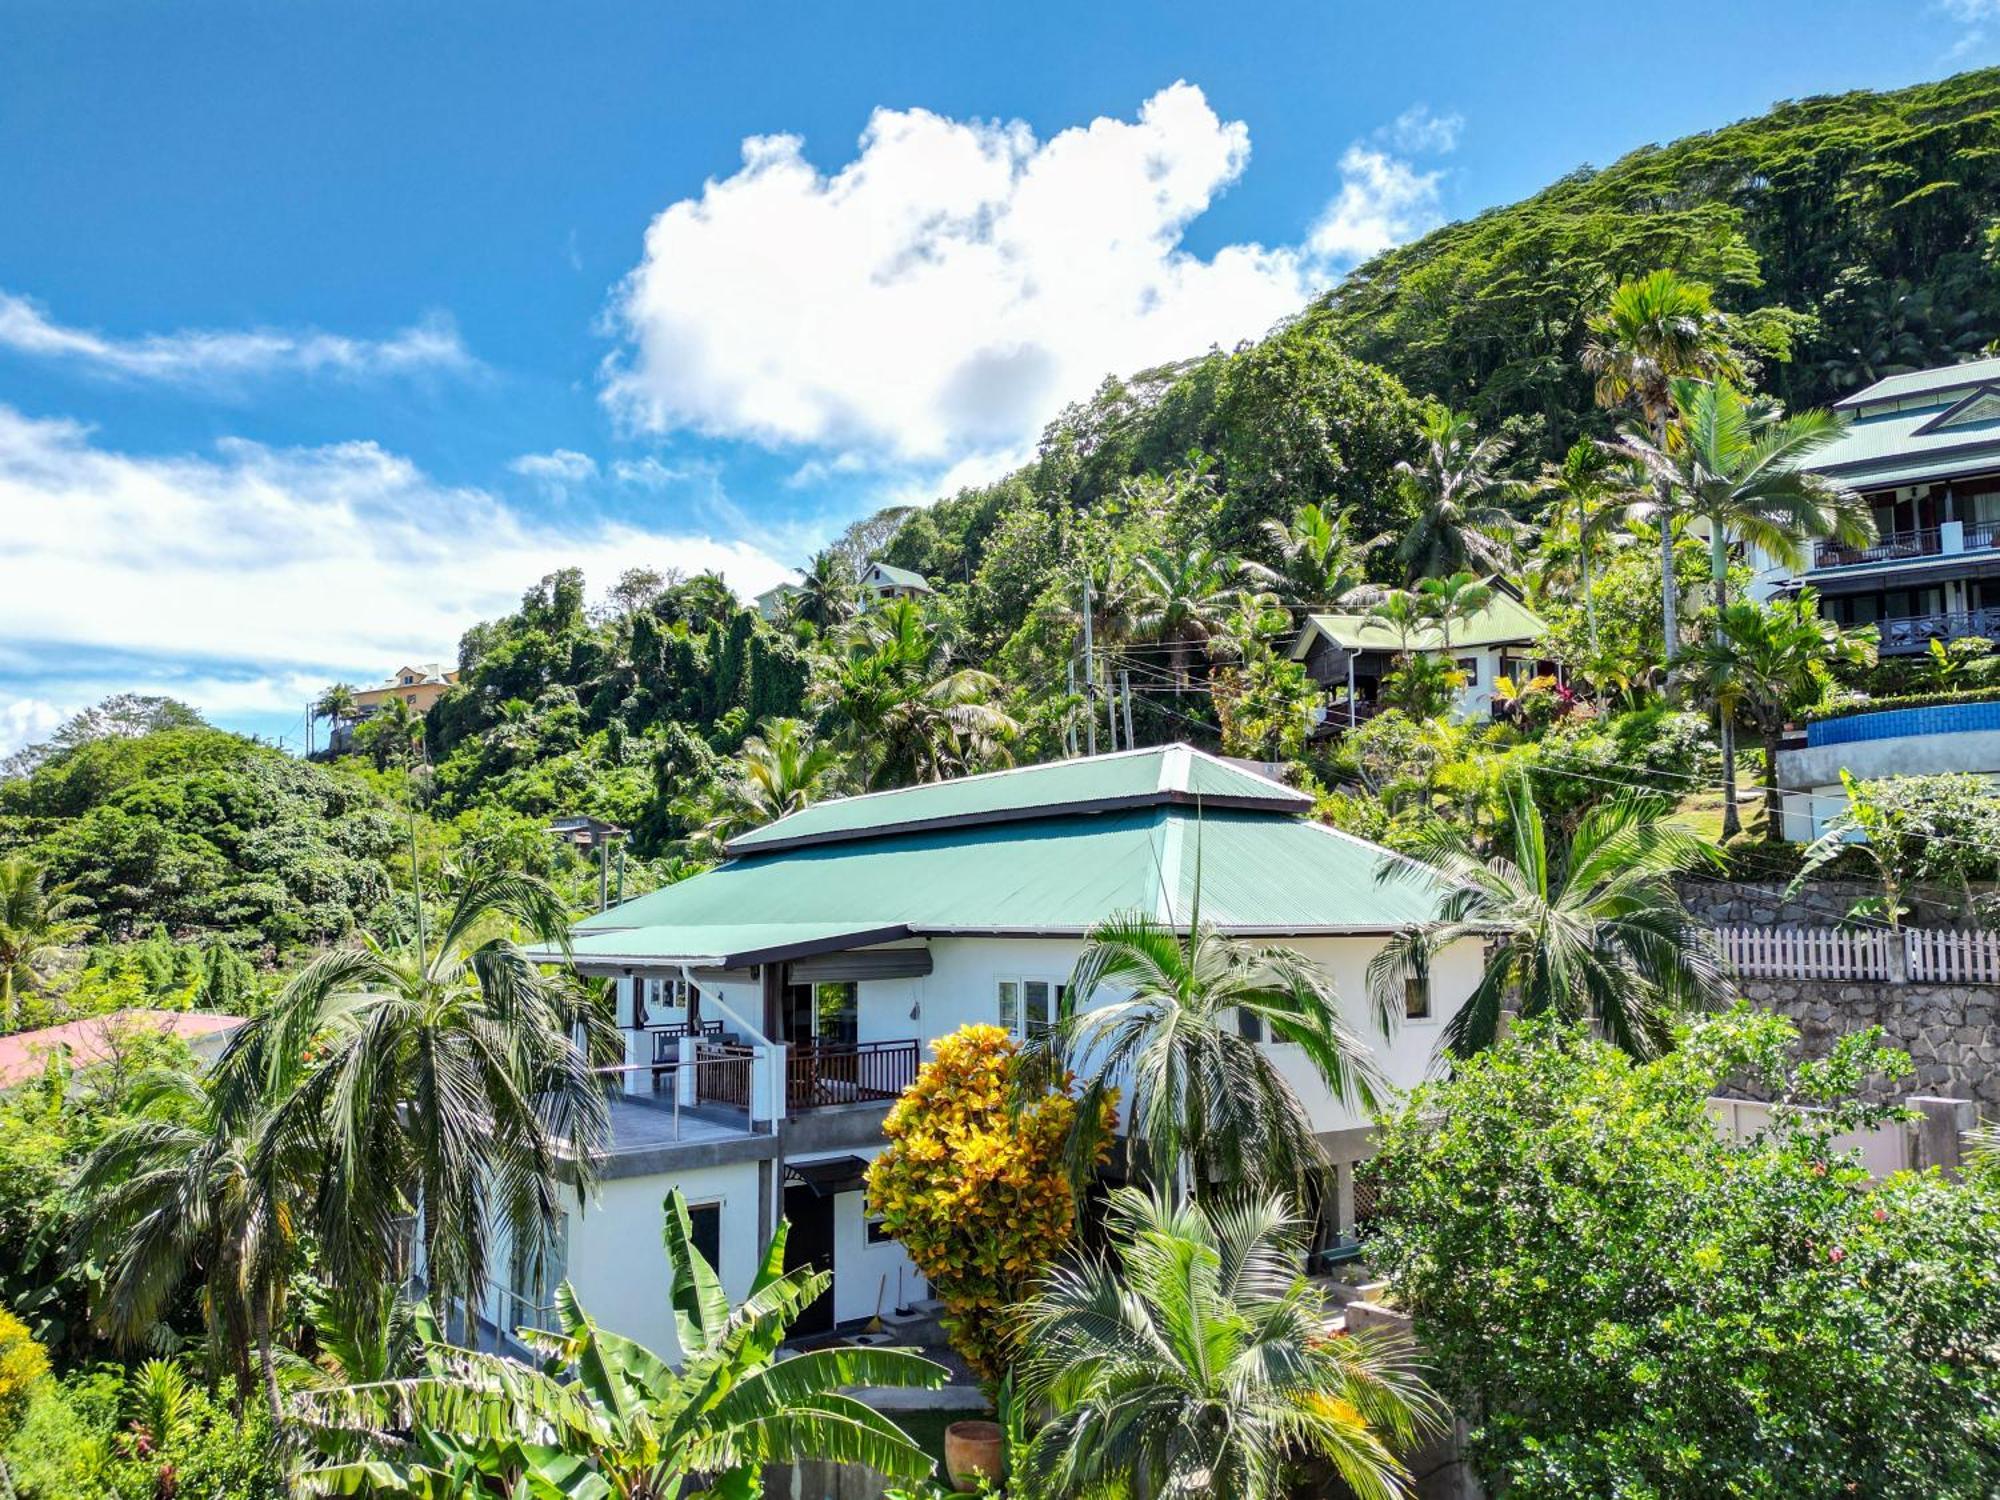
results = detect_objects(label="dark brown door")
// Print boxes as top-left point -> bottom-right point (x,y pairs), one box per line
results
782,1184 -> 836,1335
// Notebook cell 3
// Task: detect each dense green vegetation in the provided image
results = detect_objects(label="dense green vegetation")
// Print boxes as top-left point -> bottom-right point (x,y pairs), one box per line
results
10,66 -> 2000,1500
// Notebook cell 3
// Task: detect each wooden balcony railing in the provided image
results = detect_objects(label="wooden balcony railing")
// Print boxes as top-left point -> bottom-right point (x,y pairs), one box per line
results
1814,528 -> 1941,569
1877,606 -> 2000,653
784,1039 -> 919,1111
650,1019 -> 725,1064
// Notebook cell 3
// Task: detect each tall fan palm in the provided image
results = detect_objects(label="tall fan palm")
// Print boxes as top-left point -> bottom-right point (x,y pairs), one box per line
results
0,854 -> 90,1025
1028,907 -> 1388,1206
1252,502 -> 1384,609
72,1066 -> 312,1421
1015,1187 -> 1440,1500
1369,778 -> 1728,1060
1582,269 -> 1745,656
298,1190 -> 946,1498
1391,408 -> 1524,581
1618,379 -> 1871,835
219,870 -> 613,1347
1129,540 -> 1257,686
811,599 -> 1018,789
1672,593 -> 1877,842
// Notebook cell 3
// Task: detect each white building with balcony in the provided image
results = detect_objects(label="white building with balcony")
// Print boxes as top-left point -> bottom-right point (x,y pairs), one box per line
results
1765,357 -> 2000,648
505,745 -> 1475,1359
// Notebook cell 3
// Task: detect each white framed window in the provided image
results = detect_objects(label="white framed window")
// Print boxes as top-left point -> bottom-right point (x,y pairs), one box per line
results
684,1199 -> 722,1267
997,976 -> 1067,1040
638,975 -> 700,1027
1456,656 -> 1479,685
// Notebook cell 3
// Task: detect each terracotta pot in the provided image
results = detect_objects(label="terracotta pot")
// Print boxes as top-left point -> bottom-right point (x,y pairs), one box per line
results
944,1419 -> 1003,1493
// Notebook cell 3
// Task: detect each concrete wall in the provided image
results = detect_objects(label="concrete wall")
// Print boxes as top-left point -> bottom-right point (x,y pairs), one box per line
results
1775,730 -> 2000,841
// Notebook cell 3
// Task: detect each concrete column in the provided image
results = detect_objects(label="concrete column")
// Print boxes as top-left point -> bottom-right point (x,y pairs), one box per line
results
1910,1095 -> 1978,1176
622,1024 -> 646,1096
1333,1159 -> 1357,1237
677,1034 -> 697,1106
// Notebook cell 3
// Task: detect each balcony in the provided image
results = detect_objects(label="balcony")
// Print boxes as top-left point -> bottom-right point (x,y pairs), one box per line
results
1813,519 -> 2000,571
1876,606 -> 2000,654
672,1037 -> 919,1114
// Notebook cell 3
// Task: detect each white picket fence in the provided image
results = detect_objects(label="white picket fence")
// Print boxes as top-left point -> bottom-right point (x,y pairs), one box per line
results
1718,924 -> 2000,985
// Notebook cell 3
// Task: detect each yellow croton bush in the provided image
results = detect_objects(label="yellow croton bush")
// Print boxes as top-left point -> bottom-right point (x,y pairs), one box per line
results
865,1023 -> 1113,1378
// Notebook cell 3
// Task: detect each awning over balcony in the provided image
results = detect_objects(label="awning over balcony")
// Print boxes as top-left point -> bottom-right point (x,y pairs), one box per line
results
785,1155 -> 872,1198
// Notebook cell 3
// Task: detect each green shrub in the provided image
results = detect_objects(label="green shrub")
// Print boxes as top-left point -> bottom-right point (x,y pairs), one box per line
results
1372,1008 -> 2000,1498
1802,683 -> 2000,722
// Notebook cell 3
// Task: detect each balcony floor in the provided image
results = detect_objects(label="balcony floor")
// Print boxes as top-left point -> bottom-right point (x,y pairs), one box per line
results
604,1091 -> 758,1152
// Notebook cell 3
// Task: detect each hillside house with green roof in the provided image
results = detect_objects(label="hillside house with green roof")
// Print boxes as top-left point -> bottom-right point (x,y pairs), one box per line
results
504,744 -> 1477,1362
1289,575 -> 1550,728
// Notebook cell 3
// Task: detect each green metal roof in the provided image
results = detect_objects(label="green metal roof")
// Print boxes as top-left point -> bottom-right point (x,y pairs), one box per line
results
1835,357 -> 2000,411
1290,588 -> 1546,658
864,561 -> 932,592
562,804 -> 1445,967
726,744 -> 1309,855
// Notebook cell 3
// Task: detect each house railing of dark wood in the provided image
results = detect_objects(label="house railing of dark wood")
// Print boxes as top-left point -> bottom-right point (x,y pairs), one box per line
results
785,1039 -> 919,1111
651,1019 -> 725,1064
1814,527 -> 1941,569
692,1040 -> 755,1108
1876,606 -> 2000,653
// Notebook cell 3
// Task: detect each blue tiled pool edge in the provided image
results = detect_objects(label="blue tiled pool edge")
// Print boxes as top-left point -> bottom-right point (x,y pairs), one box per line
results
1808,699 -> 2000,747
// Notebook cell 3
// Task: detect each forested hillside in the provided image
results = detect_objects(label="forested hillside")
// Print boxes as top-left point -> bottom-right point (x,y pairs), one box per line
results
13,69 -> 2000,962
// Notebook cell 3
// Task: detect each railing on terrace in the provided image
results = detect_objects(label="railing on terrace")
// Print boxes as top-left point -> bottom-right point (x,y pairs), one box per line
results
784,1039 -> 919,1111
1877,606 -> 2000,653
650,1019 -> 725,1063
1719,924 -> 2000,985
595,1048 -> 762,1139
1814,528 -> 1940,569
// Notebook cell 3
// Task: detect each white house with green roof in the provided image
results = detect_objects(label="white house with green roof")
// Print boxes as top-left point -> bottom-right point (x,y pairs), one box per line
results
1288,576 -> 1550,727
504,744 -> 1475,1361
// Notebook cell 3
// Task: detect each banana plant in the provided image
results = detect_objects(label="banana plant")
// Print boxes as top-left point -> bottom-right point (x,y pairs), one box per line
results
297,1191 -> 947,1499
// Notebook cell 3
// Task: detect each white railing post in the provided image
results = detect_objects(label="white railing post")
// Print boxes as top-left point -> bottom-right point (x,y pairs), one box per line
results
754,1042 -> 787,1126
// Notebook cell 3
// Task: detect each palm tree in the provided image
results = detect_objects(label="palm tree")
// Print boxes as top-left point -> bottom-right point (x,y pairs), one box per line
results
1014,1187 -> 1440,1500
1028,909 -> 1388,1206
1414,571 -> 1494,652
798,549 -> 861,634
1619,378 -> 1872,834
1391,408 -> 1524,581
677,717 -> 846,853
298,1190 -> 946,1497
1618,379 -> 1871,616
0,855 -> 90,1025
1369,778 -> 1729,1060
1364,589 -> 1430,655
314,682 -> 358,751
1528,439 -> 1632,658
72,1065 -> 311,1420
1253,502 -> 1383,609
1129,540 -> 1256,686
218,870 -> 613,1346
810,599 -> 1019,789
1672,593 -> 1877,842
1582,269 -> 1745,656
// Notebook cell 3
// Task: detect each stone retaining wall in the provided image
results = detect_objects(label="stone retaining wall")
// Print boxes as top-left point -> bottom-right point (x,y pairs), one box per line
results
1736,977 -> 1999,1113
1681,878 -> 1991,929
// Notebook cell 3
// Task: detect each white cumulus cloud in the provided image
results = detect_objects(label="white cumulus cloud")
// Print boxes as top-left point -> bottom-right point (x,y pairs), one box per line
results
602,83 -> 1324,466
0,407 -> 792,710
601,84 -> 1462,478
1307,146 -> 1447,265
0,291 -> 475,386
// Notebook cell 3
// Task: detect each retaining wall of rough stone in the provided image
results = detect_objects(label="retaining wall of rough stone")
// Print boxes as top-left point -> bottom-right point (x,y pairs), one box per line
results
1735,977 -> 2000,1114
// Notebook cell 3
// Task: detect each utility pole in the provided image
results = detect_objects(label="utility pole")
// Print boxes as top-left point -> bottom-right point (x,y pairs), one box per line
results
1080,576 -> 1098,757
1104,652 -> 1118,753
1120,669 -> 1135,749
1064,660 -> 1078,758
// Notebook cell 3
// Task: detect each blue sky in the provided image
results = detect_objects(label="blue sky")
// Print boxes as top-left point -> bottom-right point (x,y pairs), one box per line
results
3,0 -> 1997,751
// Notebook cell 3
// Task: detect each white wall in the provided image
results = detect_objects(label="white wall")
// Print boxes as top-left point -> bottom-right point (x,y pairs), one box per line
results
560,1161 -> 764,1361
893,932 -> 1476,1135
